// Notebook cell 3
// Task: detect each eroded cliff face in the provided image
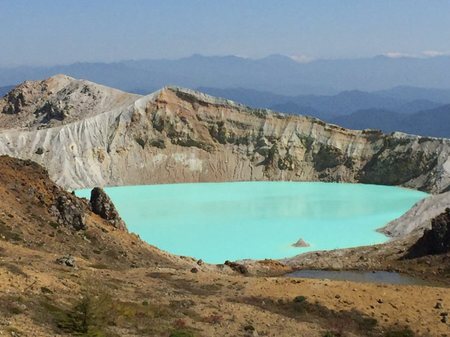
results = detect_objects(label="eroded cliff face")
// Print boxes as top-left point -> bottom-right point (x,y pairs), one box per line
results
0,76 -> 449,192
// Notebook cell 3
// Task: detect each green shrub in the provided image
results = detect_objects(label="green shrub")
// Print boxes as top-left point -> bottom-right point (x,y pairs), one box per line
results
49,221 -> 60,229
323,332 -> 339,337
293,295 -> 307,303
56,296 -> 110,337
169,329 -> 195,337
385,328 -> 414,337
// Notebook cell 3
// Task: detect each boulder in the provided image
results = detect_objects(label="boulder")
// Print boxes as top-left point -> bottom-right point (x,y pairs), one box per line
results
292,238 -> 310,248
90,187 -> 127,231
404,208 -> 450,259
56,255 -> 76,267
224,260 -> 248,274
53,195 -> 86,231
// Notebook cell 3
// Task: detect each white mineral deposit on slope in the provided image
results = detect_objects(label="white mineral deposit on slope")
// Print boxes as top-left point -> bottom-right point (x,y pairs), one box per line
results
382,191 -> 450,237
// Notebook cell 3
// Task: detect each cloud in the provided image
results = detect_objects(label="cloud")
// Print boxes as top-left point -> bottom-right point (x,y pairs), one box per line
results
422,50 -> 448,57
383,50 -> 450,59
289,54 -> 314,63
383,51 -> 415,58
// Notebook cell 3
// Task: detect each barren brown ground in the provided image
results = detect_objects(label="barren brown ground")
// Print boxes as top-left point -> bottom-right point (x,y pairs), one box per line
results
1,239 -> 450,337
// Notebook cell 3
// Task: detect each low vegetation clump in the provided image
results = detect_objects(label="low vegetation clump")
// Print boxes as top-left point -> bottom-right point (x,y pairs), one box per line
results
0,294 -> 28,316
384,328 -> 415,337
293,295 -> 307,303
239,296 -> 379,337
35,286 -> 192,336
169,330 -> 196,337
323,331 -> 340,337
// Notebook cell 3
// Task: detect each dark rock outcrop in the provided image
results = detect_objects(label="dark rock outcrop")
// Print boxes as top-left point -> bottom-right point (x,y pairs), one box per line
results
55,255 -> 76,267
404,208 -> 450,259
37,101 -> 67,122
2,90 -> 25,114
53,195 -> 86,231
90,187 -> 127,231
224,260 -> 248,274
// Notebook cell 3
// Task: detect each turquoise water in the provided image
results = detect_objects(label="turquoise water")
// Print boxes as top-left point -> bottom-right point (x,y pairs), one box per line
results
76,182 -> 427,264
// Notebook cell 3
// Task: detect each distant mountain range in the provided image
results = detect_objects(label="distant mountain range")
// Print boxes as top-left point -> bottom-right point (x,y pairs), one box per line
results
1,54 -> 450,138
331,105 -> 450,138
0,85 -> 14,97
2,54 -> 450,95
198,86 -> 449,121
199,86 -> 450,138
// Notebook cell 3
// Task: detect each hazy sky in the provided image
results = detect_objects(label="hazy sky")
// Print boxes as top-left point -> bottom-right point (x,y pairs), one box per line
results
1,0 -> 450,66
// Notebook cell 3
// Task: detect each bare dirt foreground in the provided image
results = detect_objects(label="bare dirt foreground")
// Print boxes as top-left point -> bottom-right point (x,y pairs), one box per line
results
1,241 -> 450,337
0,155 -> 449,337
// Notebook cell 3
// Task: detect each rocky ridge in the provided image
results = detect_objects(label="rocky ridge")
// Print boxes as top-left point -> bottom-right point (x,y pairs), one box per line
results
0,75 -> 449,194
0,74 -> 139,130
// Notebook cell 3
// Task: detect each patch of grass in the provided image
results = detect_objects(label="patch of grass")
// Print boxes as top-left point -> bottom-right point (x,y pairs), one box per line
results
323,332 -> 340,337
146,271 -> 176,279
6,303 -> 25,315
293,295 -> 307,303
49,221 -> 60,229
169,329 -> 195,337
0,221 -> 23,242
202,314 -> 222,324
38,285 -> 181,336
384,328 -> 415,337
10,232 -> 22,241
89,263 -> 110,270
55,295 -> 111,337
148,271 -> 222,296
238,296 -> 378,337
0,295 -> 27,316
0,262 -> 28,277
41,287 -> 53,294
2,230 -> 22,241
6,326 -> 23,336
169,279 -> 222,296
